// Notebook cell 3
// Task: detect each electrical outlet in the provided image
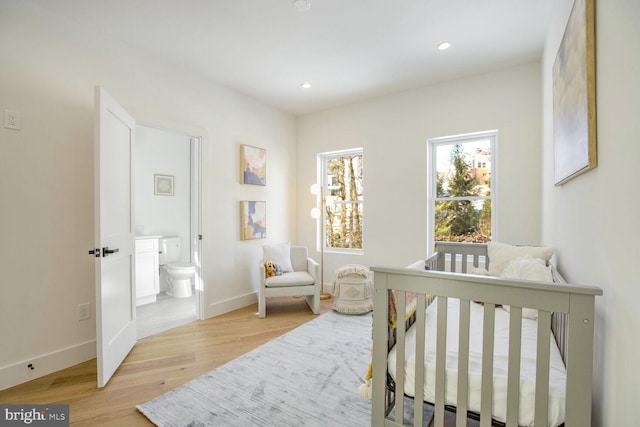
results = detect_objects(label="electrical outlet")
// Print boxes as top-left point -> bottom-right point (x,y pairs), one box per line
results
78,302 -> 91,320
4,109 -> 21,130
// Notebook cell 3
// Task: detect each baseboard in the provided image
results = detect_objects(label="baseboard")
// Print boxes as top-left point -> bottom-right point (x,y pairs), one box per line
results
204,287 -> 332,319
205,291 -> 258,318
0,340 -> 96,391
324,282 -> 334,294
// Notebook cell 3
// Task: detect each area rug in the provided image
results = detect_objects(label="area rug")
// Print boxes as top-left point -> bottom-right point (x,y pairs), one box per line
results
137,310 -> 373,426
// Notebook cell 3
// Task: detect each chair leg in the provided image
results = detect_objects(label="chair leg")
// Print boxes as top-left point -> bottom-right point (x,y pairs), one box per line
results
305,294 -> 320,315
258,288 -> 266,318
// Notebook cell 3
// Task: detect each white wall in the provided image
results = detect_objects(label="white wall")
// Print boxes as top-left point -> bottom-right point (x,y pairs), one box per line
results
0,2 -> 296,389
135,125 -> 191,266
542,1 -> 640,424
297,63 -> 543,285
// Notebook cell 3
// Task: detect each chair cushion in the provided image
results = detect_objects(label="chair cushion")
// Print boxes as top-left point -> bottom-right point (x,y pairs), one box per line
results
265,271 -> 315,287
263,243 -> 294,272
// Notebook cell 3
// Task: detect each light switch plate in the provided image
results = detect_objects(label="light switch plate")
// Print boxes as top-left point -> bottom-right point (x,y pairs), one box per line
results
78,302 -> 91,320
4,109 -> 21,130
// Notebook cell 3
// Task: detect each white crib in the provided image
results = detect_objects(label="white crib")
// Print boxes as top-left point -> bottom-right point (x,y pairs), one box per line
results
370,242 -> 602,427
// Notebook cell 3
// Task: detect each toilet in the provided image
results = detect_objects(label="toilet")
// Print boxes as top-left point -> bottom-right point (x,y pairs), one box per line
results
159,236 -> 196,298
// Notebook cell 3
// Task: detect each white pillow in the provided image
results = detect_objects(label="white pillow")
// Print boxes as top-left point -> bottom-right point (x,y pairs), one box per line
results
500,257 -> 554,319
487,242 -> 554,276
470,267 -> 491,276
263,243 -> 294,273
500,257 -> 553,282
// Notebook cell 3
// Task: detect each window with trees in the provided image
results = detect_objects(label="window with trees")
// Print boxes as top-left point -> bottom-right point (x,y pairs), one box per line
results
316,148 -> 363,252
428,131 -> 496,252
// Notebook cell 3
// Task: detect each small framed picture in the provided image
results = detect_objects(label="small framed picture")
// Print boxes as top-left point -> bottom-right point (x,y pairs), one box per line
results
154,174 -> 174,196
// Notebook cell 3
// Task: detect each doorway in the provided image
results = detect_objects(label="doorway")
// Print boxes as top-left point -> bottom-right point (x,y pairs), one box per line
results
134,124 -> 202,338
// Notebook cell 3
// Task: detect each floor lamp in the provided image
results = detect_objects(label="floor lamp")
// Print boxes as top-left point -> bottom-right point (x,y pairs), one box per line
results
310,184 -> 332,300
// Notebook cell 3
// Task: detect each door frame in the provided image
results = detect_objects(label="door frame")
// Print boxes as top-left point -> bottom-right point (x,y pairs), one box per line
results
190,135 -> 204,320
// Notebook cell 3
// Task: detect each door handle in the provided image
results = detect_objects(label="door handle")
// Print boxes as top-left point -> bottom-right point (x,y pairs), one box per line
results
88,248 -> 101,257
102,247 -> 120,257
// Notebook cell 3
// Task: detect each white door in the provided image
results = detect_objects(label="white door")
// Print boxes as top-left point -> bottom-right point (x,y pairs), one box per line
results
93,86 -> 137,388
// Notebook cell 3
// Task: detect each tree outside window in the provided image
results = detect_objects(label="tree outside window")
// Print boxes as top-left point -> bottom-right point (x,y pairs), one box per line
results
429,132 -> 496,251
317,149 -> 363,252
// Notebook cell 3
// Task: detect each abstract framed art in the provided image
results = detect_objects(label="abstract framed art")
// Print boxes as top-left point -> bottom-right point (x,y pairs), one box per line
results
240,144 -> 266,186
552,0 -> 597,186
240,201 -> 266,240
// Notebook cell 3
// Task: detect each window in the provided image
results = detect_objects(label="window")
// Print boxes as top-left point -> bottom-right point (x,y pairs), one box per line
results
315,148 -> 363,253
428,131 -> 496,253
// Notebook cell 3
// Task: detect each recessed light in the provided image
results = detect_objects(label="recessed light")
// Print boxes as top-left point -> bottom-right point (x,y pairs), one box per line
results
293,0 -> 311,12
301,82 -> 312,89
437,42 -> 451,50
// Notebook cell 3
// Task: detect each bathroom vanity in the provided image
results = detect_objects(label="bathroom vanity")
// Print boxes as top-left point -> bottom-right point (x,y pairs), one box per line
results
135,235 -> 161,306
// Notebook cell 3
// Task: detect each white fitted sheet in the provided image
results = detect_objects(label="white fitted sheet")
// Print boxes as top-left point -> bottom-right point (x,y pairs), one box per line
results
388,298 -> 567,427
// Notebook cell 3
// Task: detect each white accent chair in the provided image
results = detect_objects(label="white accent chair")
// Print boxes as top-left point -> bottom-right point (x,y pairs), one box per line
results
258,245 -> 320,318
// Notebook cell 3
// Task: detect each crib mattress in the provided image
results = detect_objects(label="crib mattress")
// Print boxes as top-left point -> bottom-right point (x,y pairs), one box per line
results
388,298 -> 567,427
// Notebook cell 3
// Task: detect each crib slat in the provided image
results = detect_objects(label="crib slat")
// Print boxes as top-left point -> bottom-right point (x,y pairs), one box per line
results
371,272 -> 388,427
395,292 -> 406,424
461,254 -> 468,273
436,251 -> 446,271
480,303 -> 496,427
551,268 -> 569,367
434,297 -> 448,426
506,306 -> 522,427
413,296 -> 427,427
456,299 -> 471,427
534,310 -> 552,427
552,312 -> 568,366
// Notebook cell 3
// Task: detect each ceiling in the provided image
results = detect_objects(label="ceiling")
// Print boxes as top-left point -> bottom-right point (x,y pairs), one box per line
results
23,0 -> 552,116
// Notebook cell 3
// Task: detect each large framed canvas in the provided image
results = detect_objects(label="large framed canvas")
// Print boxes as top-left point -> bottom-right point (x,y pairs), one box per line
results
240,144 -> 266,186
553,0 -> 597,186
241,201 -> 266,240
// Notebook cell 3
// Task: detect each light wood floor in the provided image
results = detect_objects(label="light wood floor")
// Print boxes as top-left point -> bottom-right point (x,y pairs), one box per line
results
137,292 -> 197,339
0,297 -> 333,426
